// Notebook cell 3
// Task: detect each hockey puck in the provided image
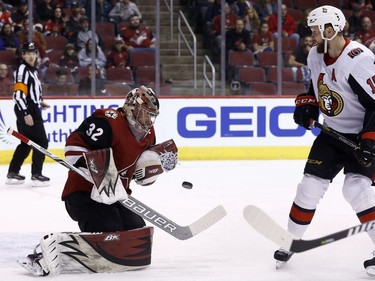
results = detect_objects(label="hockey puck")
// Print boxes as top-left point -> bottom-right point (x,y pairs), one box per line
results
182,181 -> 193,189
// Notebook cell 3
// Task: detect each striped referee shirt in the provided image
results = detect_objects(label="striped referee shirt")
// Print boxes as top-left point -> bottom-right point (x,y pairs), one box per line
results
13,63 -> 43,116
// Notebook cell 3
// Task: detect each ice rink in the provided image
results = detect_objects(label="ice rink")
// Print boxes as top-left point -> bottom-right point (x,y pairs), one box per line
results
0,160 -> 374,281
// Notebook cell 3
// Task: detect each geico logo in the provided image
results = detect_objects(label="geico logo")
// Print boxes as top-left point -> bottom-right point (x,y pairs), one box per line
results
177,106 -> 320,138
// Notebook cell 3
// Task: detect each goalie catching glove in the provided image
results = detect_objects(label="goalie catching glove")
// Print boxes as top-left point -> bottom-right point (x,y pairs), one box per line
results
134,139 -> 178,186
293,93 -> 319,130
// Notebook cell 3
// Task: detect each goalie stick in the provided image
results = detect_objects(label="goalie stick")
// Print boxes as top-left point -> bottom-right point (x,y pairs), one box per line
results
7,127 -> 227,240
243,205 -> 375,253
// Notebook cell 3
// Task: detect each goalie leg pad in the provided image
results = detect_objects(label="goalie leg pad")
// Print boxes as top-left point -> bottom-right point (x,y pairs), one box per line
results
20,227 -> 154,275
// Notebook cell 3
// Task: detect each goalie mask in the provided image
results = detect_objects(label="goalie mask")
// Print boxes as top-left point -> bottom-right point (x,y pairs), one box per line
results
123,86 -> 159,141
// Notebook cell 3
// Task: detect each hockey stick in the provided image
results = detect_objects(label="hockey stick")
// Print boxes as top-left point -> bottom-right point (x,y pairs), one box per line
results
310,119 -> 359,150
7,127 -> 227,240
243,205 -> 375,253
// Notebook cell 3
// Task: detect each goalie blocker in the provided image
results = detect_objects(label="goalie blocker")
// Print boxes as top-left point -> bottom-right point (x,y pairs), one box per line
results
18,227 -> 153,276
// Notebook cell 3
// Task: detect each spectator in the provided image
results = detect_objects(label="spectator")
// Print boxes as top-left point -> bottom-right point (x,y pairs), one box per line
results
65,0 -> 85,8
11,0 -> 41,34
46,68 -> 73,96
36,0 -> 55,22
78,38 -> 107,78
58,43 -> 79,78
243,6 -> 260,38
0,0 -> 13,29
120,14 -> 156,51
231,0 -> 254,17
78,63 -> 106,96
85,0 -> 113,23
0,62 -> 12,96
254,0 -> 275,22
343,20 -> 355,40
44,6 -> 67,37
357,16 -> 375,44
106,36 -> 129,68
63,1 -> 84,44
297,9 -> 312,40
350,0 -> 373,10
268,4 -> 300,46
209,3 -> 236,57
348,6 -> 363,35
226,17 -> 251,53
0,22 -> 19,52
288,35 -> 313,90
251,20 -> 274,54
76,15 -> 102,50
204,0 -> 221,25
0,0 -> 13,12
109,0 -> 142,25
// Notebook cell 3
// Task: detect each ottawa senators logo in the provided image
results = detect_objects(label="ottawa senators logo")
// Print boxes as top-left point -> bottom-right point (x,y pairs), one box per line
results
317,74 -> 344,116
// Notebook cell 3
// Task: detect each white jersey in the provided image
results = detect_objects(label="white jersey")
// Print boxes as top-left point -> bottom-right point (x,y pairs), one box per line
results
308,39 -> 375,134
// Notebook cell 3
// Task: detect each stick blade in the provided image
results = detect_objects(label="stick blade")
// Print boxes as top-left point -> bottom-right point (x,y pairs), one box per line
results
186,205 -> 227,238
243,205 -> 296,249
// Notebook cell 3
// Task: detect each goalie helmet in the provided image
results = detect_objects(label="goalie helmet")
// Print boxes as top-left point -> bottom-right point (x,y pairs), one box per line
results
307,5 -> 345,41
123,86 -> 159,140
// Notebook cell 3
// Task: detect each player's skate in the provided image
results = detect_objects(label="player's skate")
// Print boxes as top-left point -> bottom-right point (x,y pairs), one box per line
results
364,250 -> 375,276
31,174 -> 50,187
274,248 -> 294,269
17,244 -> 48,276
6,172 -> 25,185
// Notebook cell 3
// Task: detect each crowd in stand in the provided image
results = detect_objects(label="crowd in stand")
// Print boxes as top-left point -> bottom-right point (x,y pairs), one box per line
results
188,0 -> 375,94
4,1 -> 375,96
0,0 -> 156,96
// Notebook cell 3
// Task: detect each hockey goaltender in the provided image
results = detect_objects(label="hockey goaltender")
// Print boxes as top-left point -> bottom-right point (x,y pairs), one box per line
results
17,86 -> 178,276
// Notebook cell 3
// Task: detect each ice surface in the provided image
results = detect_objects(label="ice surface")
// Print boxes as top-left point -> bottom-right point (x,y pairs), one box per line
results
0,160 -> 372,280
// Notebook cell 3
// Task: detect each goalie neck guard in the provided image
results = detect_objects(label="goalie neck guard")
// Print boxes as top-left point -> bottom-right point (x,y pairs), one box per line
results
123,86 -> 159,141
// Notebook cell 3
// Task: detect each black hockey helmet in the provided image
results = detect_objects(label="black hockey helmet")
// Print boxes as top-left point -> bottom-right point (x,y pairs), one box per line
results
21,42 -> 38,53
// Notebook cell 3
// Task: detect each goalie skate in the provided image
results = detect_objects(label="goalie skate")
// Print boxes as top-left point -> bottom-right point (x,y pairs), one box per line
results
17,252 -> 47,276
274,248 -> 294,269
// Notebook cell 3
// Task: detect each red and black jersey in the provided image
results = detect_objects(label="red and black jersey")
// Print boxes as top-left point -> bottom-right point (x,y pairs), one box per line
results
62,108 -> 156,199
120,26 -> 154,48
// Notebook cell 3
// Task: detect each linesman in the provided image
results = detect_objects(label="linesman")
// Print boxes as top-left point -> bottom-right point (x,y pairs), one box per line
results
6,42 -> 50,187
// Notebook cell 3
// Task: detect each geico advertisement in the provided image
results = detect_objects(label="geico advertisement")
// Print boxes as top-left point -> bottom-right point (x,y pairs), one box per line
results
0,98 -> 319,150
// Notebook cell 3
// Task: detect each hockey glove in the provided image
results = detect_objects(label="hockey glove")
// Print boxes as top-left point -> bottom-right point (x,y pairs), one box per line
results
293,93 -> 319,130
355,132 -> 375,167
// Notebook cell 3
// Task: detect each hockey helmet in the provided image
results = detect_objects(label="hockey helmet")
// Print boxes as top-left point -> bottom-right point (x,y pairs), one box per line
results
123,86 -> 159,140
307,5 -> 345,39
21,42 -> 38,53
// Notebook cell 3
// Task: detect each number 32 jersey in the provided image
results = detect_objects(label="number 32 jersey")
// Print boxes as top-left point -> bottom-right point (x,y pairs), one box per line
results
308,38 -> 375,134
62,108 -> 156,199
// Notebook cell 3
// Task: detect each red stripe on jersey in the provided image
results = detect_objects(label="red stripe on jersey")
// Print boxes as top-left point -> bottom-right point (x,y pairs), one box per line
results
362,132 -> 375,141
357,207 -> 375,223
289,202 -> 316,225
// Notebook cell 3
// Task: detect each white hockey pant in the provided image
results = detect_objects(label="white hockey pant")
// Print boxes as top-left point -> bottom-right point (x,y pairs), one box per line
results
342,173 -> 375,244
288,174 -> 329,238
